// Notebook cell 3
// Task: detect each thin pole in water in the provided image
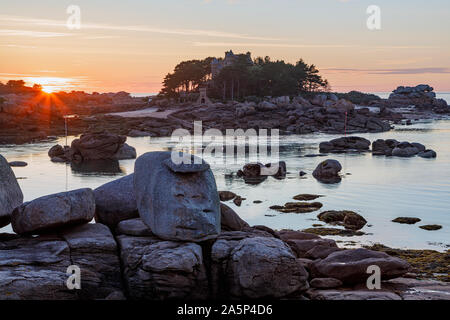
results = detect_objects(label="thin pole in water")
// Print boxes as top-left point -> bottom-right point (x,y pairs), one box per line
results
344,111 -> 348,136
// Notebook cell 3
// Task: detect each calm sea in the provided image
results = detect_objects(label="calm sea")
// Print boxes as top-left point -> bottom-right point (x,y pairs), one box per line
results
1,120 -> 449,251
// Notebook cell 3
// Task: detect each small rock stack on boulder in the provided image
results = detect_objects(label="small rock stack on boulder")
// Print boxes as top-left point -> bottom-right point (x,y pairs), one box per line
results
48,132 -> 136,163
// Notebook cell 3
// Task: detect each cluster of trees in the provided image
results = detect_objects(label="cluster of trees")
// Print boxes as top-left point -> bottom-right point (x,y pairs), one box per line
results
0,80 -> 43,94
160,58 -> 214,97
159,53 -> 329,100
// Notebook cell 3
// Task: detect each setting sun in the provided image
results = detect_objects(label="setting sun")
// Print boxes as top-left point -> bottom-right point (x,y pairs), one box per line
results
41,86 -> 54,94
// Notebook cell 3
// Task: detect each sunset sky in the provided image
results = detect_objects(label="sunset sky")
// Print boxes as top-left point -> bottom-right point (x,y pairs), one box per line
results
1,0 -> 449,93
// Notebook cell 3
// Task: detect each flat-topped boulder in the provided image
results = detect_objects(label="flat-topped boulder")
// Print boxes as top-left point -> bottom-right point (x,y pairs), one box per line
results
11,188 -> 95,235
134,151 -> 221,242
94,174 -> 139,228
0,155 -> 23,228
319,136 -> 371,153
310,248 -> 410,284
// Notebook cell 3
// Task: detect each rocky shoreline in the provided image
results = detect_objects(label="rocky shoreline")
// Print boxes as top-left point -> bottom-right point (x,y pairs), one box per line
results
1,151 -> 449,300
1,85 -> 449,146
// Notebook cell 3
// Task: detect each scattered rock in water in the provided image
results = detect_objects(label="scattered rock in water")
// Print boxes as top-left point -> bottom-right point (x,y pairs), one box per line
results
310,248 -> 411,284
303,154 -> 328,158
134,151 -> 221,242
293,194 -> 323,201
113,143 -> 137,160
218,191 -> 236,201
8,161 -> 28,167
317,210 -> 367,230
299,170 -> 307,176
220,203 -> 249,232
312,159 -> 342,184
303,227 -> 365,237
392,217 -> 421,225
11,188 -> 95,235
372,139 -> 436,158
419,225 -> 442,231
319,136 -> 371,153
310,278 -> 343,289
418,150 -> 437,158
0,155 -> 24,228
253,200 -> 262,204
94,174 -> 139,228
271,202 -> 323,213
237,161 -> 286,183
233,195 -> 243,206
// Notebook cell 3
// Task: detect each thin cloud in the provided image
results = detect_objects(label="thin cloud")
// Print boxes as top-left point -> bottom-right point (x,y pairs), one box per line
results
0,14 -> 281,41
0,29 -> 71,37
193,41 -> 358,48
323,67 -> 450,75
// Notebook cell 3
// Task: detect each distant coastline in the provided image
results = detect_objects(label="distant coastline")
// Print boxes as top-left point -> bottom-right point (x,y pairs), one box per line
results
130,92 -> 450,104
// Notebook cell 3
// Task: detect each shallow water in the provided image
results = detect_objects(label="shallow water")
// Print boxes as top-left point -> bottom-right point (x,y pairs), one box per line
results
1,120 -> 450,251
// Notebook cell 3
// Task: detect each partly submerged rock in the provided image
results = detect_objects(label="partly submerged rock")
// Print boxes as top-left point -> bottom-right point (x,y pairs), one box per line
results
0,155 -> 24,228
11,188 -> 95,235
71,132 -> 126,161
317,210 -> 367,230
94,174 -> 138,228
134,151 -> 221,242
312,159 -> 342,184
218,191 -> 236,201
113,143 -> 137,160
392,217 -> 421,224
8,161 -> 28,167
319,137 -> 371,153
293,194 -> 323,201
419,225 -> 442,231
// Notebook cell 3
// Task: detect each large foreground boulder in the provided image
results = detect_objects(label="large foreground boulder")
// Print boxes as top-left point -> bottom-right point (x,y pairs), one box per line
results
0,224 -> 124,300
0,235 -> 77,300
310,248 -> 410,284
0,155 -> 24,228
134,152 -> 221,242
312,159 -> 342,184
211,236 -> 309,299
60,223 -> 124,299
94,174 -> 139,228
11,188 -> 95,235
117,235 -> 208,300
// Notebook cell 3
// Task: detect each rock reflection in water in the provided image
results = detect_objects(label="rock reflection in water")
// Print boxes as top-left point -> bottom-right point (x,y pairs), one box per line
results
71,159 -> 124,176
